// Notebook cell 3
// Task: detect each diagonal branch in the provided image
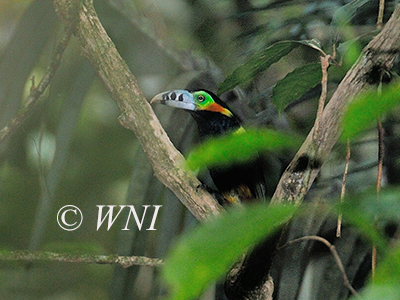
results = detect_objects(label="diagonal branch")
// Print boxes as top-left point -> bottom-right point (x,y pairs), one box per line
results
52,0 -> 222,222
271,3 -> 400,205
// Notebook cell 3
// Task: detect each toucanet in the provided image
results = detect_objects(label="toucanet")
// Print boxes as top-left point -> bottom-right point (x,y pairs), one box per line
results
151,89 -> 280,298
151,89 -> 267,204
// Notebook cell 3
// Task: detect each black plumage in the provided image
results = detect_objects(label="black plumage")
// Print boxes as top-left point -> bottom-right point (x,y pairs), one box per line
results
189,109 -> 240,138
188,90 -> 267,203
151,88 -> 277,299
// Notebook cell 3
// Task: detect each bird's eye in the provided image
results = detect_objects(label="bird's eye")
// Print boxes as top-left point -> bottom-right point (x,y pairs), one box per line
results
197,95 -> 205,102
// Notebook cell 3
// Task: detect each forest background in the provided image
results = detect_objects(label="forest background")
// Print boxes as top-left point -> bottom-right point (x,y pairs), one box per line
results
1,0 -> 400,299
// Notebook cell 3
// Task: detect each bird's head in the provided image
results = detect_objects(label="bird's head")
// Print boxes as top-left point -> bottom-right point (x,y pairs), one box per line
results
150,89 -> 233,118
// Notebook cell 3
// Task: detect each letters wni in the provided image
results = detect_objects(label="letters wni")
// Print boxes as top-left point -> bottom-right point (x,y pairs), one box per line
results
96,205 -> 162,231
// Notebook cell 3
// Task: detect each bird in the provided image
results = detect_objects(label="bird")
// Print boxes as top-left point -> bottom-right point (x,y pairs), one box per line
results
151,89 -> 281,299
150,89 -> 267,205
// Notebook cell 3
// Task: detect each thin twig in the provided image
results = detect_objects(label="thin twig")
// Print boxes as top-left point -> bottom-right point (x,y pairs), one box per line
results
376,119 -> 384,195
313,55 -> 331,141
0,250 -> 163,268
278,235 -> 360,298
377,0 -> 385,29
372,118 -> 384,278
337,139 -> 351,237
0,21 -> 75,144
371,245 -> 377,279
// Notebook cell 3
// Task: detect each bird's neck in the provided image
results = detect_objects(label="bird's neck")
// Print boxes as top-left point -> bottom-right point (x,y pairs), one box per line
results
190,111 -> 241,139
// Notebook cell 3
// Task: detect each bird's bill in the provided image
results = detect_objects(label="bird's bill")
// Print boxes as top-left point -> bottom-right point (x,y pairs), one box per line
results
150,90 -> 196,111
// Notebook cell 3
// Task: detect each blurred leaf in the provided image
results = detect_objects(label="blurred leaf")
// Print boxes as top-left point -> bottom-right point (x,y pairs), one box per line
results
351,189 -> 400,223
271,63 -> 322,112
340,189 -> 400,300
332,0 -> 370,25
337,188 -> 400,252
337,38 -> 363,69
355,244 -> 400,300
357,284 -> 400,300
218,41 -> 300,94
341,81 -> 400,141
186,128 -> 301,171
374,244 -> 400,285
162,204 -> 297,300
339,204 -> 386,252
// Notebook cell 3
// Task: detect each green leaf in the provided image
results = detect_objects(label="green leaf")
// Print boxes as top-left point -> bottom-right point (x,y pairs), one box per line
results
374,245 -> 400,285
341,81 -> 400,141
355,244 -> 400,300
162,204 -> 297,300
339,188 -> 400,300
185,128 -> 301,171
339,199 -> 387,252
218,41 -> 301,95
271,63 -> 322,112
298,39 -> 325,55
338,188 -> 400,252
218,40 -> 324,95
337,38 -> 363,69
357,284 -> 400,300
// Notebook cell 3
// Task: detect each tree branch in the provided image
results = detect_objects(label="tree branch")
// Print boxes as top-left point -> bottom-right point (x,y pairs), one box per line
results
52,0 -> 222,221
0,250 -> 162,268
271,3 -> 400,204
278,236 -> 360,298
